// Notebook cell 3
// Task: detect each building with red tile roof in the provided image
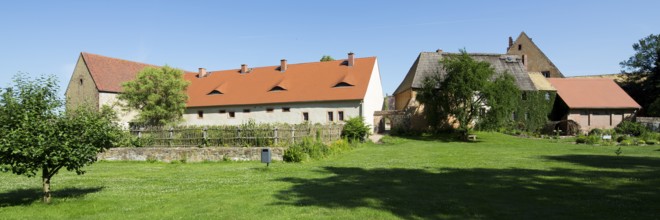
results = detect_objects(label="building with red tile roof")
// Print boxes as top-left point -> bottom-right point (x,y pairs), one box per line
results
65,52 -> 384,128
547,78 -> 640,132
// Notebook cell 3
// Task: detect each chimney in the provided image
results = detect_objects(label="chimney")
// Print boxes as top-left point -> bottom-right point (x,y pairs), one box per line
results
508,36 -> 513,49
241,64 -> 248,74
198,68 -> 207,78
436,49 -> 443,53
347,52 -> 355,67
280,59 -> 287,72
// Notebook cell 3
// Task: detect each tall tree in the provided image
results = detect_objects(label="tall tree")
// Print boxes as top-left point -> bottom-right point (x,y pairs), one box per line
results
417,50 -> 520,136
0,75 -> 123,203
320,55 -> 335,62
620,34 -> 660,116
118,66 -> 190,126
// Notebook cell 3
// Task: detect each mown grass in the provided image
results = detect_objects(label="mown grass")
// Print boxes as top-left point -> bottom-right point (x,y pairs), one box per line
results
1,132 -> 659,219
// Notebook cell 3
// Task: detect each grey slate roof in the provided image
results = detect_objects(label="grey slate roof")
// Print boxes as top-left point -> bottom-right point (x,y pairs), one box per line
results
393,52 -> 537,95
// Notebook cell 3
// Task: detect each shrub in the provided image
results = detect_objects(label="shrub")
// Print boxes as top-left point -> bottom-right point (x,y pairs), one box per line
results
585,135 -> 601,145
341,117 -> 370,142
646,139 -> 657,145
283,145 -> 308,162
615,121 -> 648,136
617,135 -> 629,143
620,140 -> 633,146
636,140 -> 647,145
589,128 -> 604,136
576,136 -> 587,144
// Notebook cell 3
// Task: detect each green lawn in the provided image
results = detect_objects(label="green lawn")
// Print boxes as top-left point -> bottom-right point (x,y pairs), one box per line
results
1,132 -> 659,219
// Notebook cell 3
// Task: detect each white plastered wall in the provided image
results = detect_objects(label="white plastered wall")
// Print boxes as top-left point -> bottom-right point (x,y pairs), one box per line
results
98,92 -> 138,128
361,58 -> 385,130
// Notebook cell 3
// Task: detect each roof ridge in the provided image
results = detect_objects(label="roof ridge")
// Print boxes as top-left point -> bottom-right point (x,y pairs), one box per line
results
207,56 -> 377,72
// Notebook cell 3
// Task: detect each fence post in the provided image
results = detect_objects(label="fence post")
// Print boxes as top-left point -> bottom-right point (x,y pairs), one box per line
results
237,127 -> 242,146
138,128 -> 143,139
169,127 -> 174,147
203,127 -> 208,147
274,127 -> 278,145
291,127 -> 296,144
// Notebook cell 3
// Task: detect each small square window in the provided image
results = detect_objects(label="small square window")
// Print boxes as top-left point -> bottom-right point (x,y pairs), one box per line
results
282,107 -> 290,112
303,112 -> 309,121
197,110 -> 204,119
327,111 -> 334,122
229,112 -> 235,118
338,111 -> 344,121
266,108 -> 274,113
219,110 -> 226,114
521,93 -> 527,101
518,44 -> 522,50
243,109 -> 250,113
542,71 -> 551,78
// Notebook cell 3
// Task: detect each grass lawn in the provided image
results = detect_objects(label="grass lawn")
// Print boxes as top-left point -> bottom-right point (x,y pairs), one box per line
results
1,132 -> 659,219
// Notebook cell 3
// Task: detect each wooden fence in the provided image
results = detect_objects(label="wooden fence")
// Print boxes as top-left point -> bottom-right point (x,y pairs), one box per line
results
130,124 -> 344,147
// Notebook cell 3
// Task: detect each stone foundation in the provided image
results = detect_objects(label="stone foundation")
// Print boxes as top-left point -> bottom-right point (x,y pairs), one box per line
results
97,147 -> 285,162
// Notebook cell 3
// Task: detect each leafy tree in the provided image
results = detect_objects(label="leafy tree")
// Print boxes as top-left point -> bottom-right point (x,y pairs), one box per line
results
417,50 -> 520,136
620,34 -> 660,116
320,55 -> 335,62
0,75 -> 122,203
118,66 -> 190,126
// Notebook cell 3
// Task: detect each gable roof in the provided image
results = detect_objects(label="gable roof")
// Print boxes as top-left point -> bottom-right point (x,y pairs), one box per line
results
393,51 -> 536,95
184,57 -> 377,107
507,32 -> 565,78
547,78 -> 640,109
81,52 -> 156,93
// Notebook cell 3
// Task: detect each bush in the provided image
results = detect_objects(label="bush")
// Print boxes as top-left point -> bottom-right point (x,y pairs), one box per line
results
615,121 -> 648,136
341,117 -> 370,142
620,140 -> 633,146
589,128 -> 604,136
646,139 -> 657,145
636,140 -> 647,145
617,135 -> 629,143
576,136 -> 587,144
283,145 -> 308,162
585,135 -> 601,145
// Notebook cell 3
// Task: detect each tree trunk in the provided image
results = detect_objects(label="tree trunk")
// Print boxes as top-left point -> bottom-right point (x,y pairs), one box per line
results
42,167 -> 51,203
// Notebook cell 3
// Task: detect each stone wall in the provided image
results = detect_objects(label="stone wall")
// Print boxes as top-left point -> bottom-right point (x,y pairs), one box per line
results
97,147 -> 285,162
637,117 -> 660,132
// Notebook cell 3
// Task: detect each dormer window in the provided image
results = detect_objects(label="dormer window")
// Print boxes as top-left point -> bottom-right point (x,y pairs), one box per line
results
270,86 -> 286,92
207,90 -> 223,95
334,82 -> 354,88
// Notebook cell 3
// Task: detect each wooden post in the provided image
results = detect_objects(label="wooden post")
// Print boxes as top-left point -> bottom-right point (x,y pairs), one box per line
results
203,127 -> 208,147
274,127 -> 278,145
169,127 -> 174,147
291,127 -> 296,144
138,128 -> 143,138
237,127 -> 242,146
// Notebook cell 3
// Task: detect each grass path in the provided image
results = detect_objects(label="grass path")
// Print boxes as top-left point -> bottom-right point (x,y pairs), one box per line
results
1,132 -> 659,219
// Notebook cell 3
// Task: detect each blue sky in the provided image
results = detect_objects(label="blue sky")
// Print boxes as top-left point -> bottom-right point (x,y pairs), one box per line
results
1,1 -> 659,96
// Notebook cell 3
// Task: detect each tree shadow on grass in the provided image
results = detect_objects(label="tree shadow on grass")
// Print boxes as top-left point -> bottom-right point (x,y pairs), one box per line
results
544,154 -> 660,170
0,187 -> 103,207
273,156 -> 660,219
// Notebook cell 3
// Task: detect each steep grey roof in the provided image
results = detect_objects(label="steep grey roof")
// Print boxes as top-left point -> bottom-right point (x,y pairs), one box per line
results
393,52 -> 537,95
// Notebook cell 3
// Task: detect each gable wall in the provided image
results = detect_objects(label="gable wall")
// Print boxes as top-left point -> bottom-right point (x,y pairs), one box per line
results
65,56 -> 99,111
507,36 -> 563,78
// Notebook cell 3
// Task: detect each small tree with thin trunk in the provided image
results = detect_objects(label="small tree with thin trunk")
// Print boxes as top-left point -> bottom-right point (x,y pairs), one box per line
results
0,75 -> 122,203
118,66 -> 190,126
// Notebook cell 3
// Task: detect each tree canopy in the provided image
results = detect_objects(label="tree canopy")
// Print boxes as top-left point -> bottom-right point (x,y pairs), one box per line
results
320,55 -> 335,62
0,75 -> 123,203
118,66 -> 190,126
620,34 -> 660,116
416,50 -> 520,136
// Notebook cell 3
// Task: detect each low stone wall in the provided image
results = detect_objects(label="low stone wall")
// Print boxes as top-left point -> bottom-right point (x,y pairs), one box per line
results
97,147 -> 285,162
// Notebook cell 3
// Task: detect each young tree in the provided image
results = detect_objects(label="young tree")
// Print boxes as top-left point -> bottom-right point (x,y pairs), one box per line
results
320,55 -> 335,62
620,34 -> 660,116
0,75 -> 123,203
118,66 -> 190,126
417,50 -> 520,136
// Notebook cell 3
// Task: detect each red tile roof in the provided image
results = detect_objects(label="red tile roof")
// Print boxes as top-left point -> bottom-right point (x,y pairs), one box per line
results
184,58 -> 376,107
547,78 -> 640,109
80,52 -> 377,107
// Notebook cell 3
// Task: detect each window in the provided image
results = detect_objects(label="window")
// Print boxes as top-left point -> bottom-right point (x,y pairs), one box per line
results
208,90 -> 223,95
282,107 -> 290,112
512,111 -> 516,120
228,111 -> 235,118
327,111 -> 334,122
542,71 -> 550,78
334,82 -> 353,88
338,111 -> 344,121
525,112 -> 529,120
544,92 -> 551,101
219,110 -> 226,114
266,108 -> 274,113
243,109 -> 250,113
303,112 -> 309,121
270,86 -> 286,92
518,44 -> 522,50
197,110 -> 204,119
521,92 -> 527,101
79,78 -> 83,85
